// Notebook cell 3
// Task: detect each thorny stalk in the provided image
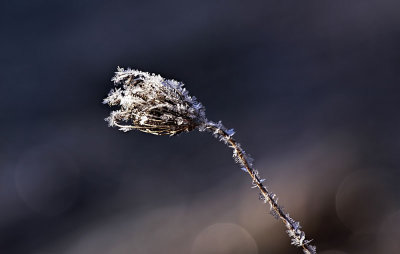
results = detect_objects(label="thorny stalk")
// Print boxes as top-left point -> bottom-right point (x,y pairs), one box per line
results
103,67 -> 317,253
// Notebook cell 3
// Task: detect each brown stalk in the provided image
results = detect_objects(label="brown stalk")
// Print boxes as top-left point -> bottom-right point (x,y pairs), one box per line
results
205,123 -> 316,254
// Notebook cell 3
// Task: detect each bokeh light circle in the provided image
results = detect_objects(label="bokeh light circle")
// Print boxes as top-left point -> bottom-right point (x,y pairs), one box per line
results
335,170 -> 394,232
15,145 -> 80,216
191,223 -> 258,254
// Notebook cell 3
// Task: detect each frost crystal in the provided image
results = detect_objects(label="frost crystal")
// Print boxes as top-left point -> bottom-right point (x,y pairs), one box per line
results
103,67 -> 206,136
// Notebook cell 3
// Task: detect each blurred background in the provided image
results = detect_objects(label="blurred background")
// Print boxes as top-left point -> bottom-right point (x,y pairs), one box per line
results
1,0 -> 400,253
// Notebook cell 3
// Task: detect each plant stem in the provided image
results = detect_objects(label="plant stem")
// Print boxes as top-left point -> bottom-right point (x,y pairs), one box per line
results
203,122 -> 316,254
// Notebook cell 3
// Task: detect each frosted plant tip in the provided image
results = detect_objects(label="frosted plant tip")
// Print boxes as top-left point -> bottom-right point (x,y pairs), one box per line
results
103,67 -> 207,136
103,67 -> 317,253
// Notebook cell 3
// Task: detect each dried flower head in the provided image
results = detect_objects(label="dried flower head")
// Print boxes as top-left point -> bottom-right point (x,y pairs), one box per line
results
103,67 -> 207,135
103,67 -> 317,254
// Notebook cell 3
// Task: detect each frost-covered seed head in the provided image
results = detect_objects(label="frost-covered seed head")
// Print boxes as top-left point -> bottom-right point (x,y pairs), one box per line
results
103,67 -> 316,253
103,67 -> 207,135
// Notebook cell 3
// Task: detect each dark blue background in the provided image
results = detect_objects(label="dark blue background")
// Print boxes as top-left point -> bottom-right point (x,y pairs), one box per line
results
1,1 -> 400,253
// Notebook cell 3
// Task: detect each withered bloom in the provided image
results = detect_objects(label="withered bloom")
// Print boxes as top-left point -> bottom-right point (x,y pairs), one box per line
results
103,67 -> 206,135
103,67 -> 317,254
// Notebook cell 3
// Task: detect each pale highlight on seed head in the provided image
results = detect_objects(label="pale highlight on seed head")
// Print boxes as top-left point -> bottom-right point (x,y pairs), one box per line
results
103,67 -> 206,135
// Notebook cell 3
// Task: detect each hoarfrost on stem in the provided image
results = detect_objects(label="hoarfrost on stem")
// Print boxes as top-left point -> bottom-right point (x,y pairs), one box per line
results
103,67 -> 317,254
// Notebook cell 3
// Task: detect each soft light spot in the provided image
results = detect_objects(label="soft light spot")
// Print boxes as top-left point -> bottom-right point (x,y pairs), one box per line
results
191,223 -> 258,254
14,145 -> 79,216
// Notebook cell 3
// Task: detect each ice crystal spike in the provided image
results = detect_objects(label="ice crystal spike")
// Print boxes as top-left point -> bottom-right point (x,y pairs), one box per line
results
103,67 -> 317,254
103,67 -> 206,136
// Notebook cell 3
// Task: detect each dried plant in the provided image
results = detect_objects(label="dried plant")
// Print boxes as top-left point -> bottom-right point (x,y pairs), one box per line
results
103,67 -> 317,253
